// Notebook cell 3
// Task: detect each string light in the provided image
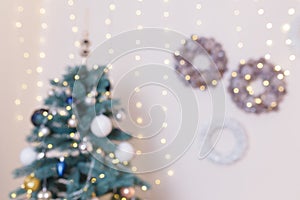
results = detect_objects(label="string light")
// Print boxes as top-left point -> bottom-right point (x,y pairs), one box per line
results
136,117 -> 143,124
236,26 -> 242,32
39,8 -> 46,14
136,10 -> 142,16
164,59 -> 170,65
285,39 -> 292,45
196,19 -> 202,26
163,11 -> 170,18
105,18 -> 112,25
162,90 -> 168,96
39,52 -> 46,58
155,179 -> 161,185
160,138 -> 167,144
289,54 -> 296,61
266,40 -> 273,46
167,170 -> 174,176
15,22 -> 22,28
109,4 -> 116,11
265,53 -> 271,60
105,33 -> 112,39
288,8 -> 295,15
257,8 -> 264,15
15,99 -> 21,105
21,84 -> 28,90
69,14 -> 76,20
135,55 -> 141,61
41,23 -> 48,29
233,9 -> 240,16
23,52 -> 30,58
17,6 -> 24,12
162,122 -> 168,128
16,115 -> 24,121
266,23 -> 272,29
281,23 -> 290,33
237,42 -> 244,48
67,0 -> 74,6
72,26 -> 78,33
136,102 -> 142,108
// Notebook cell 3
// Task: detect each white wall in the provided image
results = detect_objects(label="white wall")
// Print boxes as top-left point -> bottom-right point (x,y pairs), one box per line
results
2,0 -> 300,199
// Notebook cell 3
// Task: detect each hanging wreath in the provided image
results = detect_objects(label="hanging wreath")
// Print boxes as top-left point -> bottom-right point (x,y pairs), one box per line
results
199,118 -> 248,165
228,58 -> 288,114
174,35 -> 228,90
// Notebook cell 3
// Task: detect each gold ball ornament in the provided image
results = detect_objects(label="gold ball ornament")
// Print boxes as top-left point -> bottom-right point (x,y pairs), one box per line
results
24,175 -> 41,191
120,187 -> 135,198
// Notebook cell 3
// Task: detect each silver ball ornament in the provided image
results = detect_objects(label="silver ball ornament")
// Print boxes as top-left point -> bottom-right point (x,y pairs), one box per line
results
68,118 -> 78,128
90,90 -> 98,97
115,142 -> 135,162
114,109 -> 126,122
90,115 -> 112,137
48,89 -> 55,96
39,127 -> 50,137
37,152 -> 46,160
85,96 -> 96,105
120,187 -> 135,198
37,188 -> 52,200
79,141 -> 93,154
65,87 -> 72,96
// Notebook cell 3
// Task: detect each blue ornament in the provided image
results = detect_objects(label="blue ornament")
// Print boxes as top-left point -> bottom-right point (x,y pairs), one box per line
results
56,157 -> 66,177
105,81 -> 111,91
66,97 -> 73,104
31,109 -> 48,126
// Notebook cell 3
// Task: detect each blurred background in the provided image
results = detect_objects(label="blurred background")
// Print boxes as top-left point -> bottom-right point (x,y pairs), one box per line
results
1,0 -> 300,199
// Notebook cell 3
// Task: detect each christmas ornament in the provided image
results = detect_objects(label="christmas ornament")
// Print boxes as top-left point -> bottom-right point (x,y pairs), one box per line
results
37,187 -> 52,200
56,157 -> 66,177
79,139 -> 93,154
90,115 -> 112,137
120,187 -> 135,198
228,58 -> 287,114
85,96 -> 96,105
37,152 -> 46,160
20,147 -> 37,165
66,96 -> 73,104
114,109 -> 126,122
199,118 -> 248,165
48,88 -> 55,96
105,81 -> 111,91
65,87 -> 72,96
174,35 -> 228,90
38,126 -> 51,137
31,109 -> 48,126
68,118 -> 78,128
24,175 -> 41,191
115,142 -> 135,162
80,33 -> 91,57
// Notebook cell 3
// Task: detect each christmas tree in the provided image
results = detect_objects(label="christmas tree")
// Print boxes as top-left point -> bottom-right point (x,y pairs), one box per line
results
10,37 -> 150,200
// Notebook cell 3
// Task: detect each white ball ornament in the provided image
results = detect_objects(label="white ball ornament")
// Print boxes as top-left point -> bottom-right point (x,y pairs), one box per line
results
85,96 -> 96,105
90,115 -> 112,137
20,147 -> 37,165
115,142 -> 135,162
39,127 -> 50,137
68,118 -> 78,128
